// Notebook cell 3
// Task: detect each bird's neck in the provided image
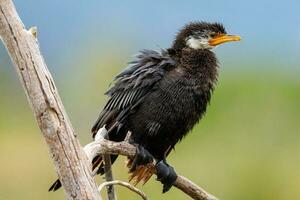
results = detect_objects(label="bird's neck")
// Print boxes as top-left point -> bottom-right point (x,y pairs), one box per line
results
175,48 -> 219,91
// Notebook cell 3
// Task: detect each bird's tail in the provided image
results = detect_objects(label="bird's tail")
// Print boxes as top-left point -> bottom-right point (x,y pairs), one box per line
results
48,179 -> 61,192
49,119 -> 128,192
48,154 -> 118,191
49,159 -> 155,192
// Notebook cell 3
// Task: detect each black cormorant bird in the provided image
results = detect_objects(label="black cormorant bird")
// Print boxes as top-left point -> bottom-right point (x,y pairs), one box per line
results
49,21 -> 240,193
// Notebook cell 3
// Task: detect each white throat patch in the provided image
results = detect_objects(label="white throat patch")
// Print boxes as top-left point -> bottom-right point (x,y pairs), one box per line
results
186,36 -> 212,50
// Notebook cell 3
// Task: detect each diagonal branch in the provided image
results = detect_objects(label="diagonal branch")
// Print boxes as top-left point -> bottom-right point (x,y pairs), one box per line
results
0,1 -> 101,199
85,129 -> 219,200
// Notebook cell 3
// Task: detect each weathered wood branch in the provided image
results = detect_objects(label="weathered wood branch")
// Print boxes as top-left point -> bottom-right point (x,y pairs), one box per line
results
102,154 -> 117,200
0,1 -> 101,199
98,180 -> 148,200
85,129 -> 219,200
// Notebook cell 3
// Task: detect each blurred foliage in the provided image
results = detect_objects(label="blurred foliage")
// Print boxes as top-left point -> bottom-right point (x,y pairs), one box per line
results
0,51 -> 299,199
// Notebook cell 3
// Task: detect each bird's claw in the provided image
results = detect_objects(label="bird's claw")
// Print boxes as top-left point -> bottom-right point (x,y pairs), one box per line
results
129,145 -> 153,172
156,160 -> 177,193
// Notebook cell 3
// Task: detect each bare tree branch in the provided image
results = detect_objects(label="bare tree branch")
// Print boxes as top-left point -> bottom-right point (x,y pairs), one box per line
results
101,130 -> 117,200
102,154 -> 117,200
0,1 -> 101,199
85,129 -> 219,200
99,180 -> 148,200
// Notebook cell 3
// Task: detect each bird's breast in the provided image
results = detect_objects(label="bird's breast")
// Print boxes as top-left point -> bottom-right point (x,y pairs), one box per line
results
137,75 -> 212,133
127,74 -> 214,157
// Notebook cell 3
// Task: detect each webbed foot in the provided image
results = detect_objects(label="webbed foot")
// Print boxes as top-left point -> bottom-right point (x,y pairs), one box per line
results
156,160 -> 177,193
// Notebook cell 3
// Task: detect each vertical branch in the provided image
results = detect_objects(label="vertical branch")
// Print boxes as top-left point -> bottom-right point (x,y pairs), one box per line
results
103,154 -> 117,200
102,132 -> 117,200
0,0 -> 101,199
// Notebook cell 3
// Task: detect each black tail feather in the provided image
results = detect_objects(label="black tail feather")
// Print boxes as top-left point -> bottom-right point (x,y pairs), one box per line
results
48,121 -> 128,192
48,179 -> 62,192
96,155 -> 119,175
48,154 -> 119,192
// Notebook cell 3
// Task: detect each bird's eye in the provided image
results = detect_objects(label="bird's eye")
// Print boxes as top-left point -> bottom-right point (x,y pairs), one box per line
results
209,32 -> 217,38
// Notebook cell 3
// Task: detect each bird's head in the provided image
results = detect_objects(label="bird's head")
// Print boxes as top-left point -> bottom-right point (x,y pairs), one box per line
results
172,22 -> 240,51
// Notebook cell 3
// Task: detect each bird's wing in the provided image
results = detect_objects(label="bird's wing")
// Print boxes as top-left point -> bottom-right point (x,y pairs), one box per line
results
91,49 -> 176,136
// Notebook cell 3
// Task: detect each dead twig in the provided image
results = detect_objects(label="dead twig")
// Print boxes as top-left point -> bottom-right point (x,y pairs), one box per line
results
99,180 -> 148,200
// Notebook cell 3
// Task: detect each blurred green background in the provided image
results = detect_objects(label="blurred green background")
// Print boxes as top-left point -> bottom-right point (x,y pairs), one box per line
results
0,1 -> 300,200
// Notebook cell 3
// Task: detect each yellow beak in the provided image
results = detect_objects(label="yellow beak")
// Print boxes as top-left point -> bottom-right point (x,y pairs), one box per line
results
209,34 -> 241,46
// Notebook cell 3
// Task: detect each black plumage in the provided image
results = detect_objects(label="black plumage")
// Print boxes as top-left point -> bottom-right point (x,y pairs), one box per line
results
49,21 -> 240,192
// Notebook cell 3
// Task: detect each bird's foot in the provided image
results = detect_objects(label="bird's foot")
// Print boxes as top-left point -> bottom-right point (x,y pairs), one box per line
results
129,144 -> 154,172
155,160 -> 177,193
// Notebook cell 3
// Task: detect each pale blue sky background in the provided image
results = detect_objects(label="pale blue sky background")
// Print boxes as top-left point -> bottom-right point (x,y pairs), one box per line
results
1,0 -> 299,72
1,0 -> 299,128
